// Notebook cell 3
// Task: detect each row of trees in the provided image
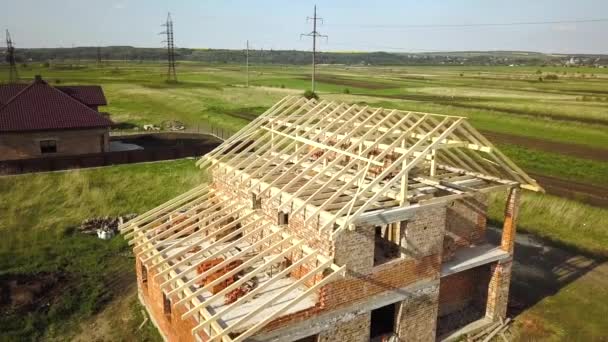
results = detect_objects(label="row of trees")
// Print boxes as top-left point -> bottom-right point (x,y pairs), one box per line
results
4,46 -> 608,66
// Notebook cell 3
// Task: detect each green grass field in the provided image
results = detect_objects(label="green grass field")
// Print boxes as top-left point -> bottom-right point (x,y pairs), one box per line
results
1,61 -> 607,341
0,160 -> 204,341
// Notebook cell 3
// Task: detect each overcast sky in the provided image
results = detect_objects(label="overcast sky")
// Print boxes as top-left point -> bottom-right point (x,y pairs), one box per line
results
3,0 -> 608,54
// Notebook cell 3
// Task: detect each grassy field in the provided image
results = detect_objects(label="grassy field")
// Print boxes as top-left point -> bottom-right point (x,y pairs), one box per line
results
5,61 -> 607,191
0,160 -> 205,341
1,61 -> 607,340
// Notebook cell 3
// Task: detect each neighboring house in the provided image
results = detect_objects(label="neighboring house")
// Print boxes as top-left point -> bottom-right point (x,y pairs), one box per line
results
0,75 -> 113,160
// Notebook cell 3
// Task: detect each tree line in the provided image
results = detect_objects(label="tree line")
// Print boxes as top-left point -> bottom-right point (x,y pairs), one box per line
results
4,46 -> 608,66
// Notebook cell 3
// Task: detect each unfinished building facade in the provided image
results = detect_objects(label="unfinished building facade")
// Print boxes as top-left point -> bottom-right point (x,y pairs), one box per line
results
121,96 -> 540,342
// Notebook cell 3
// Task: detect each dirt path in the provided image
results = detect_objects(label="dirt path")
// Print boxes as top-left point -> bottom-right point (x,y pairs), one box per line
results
481,130 -> 608,162
363,93 -> 608,126
471,131 -> 608,207
530,173 -> 608,208
303,75 -> 398,89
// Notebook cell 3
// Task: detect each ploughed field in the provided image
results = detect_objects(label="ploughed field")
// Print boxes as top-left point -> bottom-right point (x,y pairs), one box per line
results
1,61 -> 607,341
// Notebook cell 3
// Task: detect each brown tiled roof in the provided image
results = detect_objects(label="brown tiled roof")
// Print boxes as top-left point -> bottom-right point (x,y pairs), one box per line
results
56,85 -> 107,106
0,84 -> 107,106
0,84 -> 27,104
0,79 -> 113,132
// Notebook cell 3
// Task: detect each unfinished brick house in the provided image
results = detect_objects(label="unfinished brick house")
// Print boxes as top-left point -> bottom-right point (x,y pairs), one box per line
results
121,96 -> 541,342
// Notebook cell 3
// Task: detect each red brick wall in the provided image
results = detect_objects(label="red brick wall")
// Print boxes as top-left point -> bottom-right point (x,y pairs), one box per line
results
136,258 -> 208,342
322,254 -> 440,310
485,260 -> 512,320
396,285 -> 440,342
439,267 -> 488,317
445,194 -> 487,250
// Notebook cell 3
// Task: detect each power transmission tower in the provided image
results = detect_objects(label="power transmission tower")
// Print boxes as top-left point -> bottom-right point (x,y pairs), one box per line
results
246,40 -> 249,87
5,30 -> 18,83
160,12 -> 178,83
300,5 -> 327,93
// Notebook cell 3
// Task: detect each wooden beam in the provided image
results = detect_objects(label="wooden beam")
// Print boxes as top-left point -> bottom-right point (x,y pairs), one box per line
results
231,265 -> 346,342
191,251 -> 319,335
209,258 -> 334,341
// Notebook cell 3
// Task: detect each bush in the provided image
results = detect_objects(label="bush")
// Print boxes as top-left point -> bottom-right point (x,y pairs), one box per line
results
343,88 -> 350,94
303,90 -> 319,100
545,74 -> 559,80
544,74 -> 558,80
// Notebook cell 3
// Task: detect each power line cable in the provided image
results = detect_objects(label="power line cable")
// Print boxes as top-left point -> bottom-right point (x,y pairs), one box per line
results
329,18 -> 608,29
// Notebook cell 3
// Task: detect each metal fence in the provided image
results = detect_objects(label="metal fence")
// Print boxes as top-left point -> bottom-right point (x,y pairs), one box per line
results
0,143 -> 219,176
110,121 -> 238,141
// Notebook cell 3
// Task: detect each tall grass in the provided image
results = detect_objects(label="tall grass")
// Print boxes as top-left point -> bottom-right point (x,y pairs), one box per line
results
488,191 -> 608,257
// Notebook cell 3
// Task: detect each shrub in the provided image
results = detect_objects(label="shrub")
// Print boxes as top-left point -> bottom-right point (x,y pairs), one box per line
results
303,90 -> 319,100
343,88 -> 351,94
544,74 -> 559,80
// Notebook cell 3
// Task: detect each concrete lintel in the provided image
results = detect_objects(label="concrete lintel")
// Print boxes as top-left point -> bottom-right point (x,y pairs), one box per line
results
249,279 -> 439,342
441,244 -> 510,277
351,201 -> 446,227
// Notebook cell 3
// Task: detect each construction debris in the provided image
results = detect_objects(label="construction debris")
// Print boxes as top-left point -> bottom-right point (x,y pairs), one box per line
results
138,309 -> 149,331
161,120 -> 186,131
77,214 -> 137,239
143,124 -> 161,131
466,318 -> 512,342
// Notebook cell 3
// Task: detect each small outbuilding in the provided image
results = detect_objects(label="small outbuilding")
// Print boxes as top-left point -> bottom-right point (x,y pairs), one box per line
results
0,75 -> 113,160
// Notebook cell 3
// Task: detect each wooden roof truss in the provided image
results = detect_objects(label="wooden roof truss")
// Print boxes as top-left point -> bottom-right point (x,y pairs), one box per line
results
120,188 -> 345,342
197,96 -> 540,236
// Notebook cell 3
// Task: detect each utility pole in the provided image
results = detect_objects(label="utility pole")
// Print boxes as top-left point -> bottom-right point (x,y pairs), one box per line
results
5,30 -> 18,83
246,40 -> 249,87
160,12 -> 178,83
301,5 -> 327,93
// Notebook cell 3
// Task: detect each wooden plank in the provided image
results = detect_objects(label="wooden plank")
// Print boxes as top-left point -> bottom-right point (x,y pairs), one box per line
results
179,239 -> 303,317
166,227 -> 279,294
210,258 -> 334,341
189,251 -> 319,332
231,265 -> 346,342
